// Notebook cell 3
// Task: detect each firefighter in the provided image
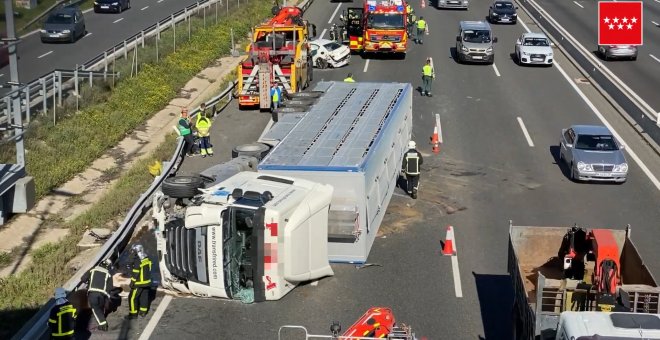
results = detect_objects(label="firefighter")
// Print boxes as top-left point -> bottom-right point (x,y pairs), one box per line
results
83,259 -> 113,331
48,288 -> 77,339
178,108 -> 195,157
270,83 -> 282,111
402,140 -> 423,199
344,73 -> 356,82
421,58 -> 435,97
196,109 -> 214,157
416,16 -> 427,44
127,244 -> 152,319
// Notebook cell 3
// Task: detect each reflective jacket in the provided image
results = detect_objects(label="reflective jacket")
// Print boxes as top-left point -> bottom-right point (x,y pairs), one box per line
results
270,87 -> 282,102
131,257 -> 152,288
417,19 -> 426,29
87,265 -> 112,297
422,64 -> 434,77
402,149 -> 423,175
196,115 -> 212,137
48,302 -> 77,338
344,77 -> 355,83
177,118 -> 192,136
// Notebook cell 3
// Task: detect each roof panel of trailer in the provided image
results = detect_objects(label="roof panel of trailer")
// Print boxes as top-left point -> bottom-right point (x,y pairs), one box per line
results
259,81 -> 408,172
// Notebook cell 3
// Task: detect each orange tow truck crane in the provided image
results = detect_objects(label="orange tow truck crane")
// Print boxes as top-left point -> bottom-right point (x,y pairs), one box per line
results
237,6 -> 317,110
342,0 -> 409,56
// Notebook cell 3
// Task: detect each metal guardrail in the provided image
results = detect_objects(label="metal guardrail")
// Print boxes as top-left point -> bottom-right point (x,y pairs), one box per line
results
13,0 -> 315,337
516,0 -> 660,145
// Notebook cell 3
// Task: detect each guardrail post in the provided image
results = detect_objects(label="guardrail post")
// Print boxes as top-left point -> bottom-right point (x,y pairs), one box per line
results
188,8 -> 191,40
215,1 -> 218,23
41,77 -> 47,114
172,15 -> 176,52
226,0 -> 228,16
141,31 -> 145,48
104,51 -> 108,81
124,41 -> 128,59
203,3 -> 206,28
157,22 -> 161,40
156,32 -> 160,62
75,67 -> 79,112
237,0 -> 240,10
57,71 -> 62,107
24,88 -> 30,124
52,74 -> 57,125
89,71 -> 93,88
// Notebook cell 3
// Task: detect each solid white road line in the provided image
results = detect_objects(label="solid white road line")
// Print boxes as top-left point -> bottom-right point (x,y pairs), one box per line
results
518,16 -> 660,191
37,51 -> 53,59
572,1 -> 584,8
517,117 -> 535,147
319,28 -> 327,40
83,32 -> 93,38
650,54 -> 660,63
141,6 -> 149,10
158,0 -> 165,3
328,3 -> 342,24
450,232 -> 463,298
652,21 -> 660,27
138,295 -> 172,340
435,113 -> 443,143
363,59 -> 370,72
492,63 -> 501,77
113,18 -> 124,23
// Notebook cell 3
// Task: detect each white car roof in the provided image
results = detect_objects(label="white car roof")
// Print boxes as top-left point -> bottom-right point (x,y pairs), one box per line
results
523,32 -> 549,39
312,38 -> 333,45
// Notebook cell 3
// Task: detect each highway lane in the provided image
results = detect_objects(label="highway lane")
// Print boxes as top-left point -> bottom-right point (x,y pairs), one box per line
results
530,0 -> 660,116
0,0 -> 218,93
93,0 -> 660,338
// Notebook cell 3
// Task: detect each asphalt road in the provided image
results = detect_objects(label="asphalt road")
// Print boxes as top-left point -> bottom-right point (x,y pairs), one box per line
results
91,0 -> 660,339
0,0 -> 209,94
531,0 -> 660,115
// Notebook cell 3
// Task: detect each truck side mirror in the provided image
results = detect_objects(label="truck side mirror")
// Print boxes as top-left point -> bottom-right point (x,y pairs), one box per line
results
565,143 -> 573,148
456,36 -> 461,42
311,24 -> 317,38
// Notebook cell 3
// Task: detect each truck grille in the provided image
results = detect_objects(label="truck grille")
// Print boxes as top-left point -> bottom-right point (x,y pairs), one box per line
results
165,220 -> 203,283
592,164 -> 614,172
371,35 -> 402,42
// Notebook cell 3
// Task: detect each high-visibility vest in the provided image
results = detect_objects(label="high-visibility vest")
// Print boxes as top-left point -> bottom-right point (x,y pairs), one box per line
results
417,19 -> 426,29
88,266 -> 111,297
422,64 -> 433,77
271,88 -> 280,102
131,258 -> 152,287
177,118 -> 191,136
405,151 -> 420,175
344,77 -> 355,83
406,4 -> 413,13
196,116 -> 211,137
48,303 -> 77,337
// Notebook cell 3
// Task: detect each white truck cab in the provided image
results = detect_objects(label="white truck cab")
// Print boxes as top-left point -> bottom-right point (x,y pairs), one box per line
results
152,171 -> 335,302
556,312 -> 660,340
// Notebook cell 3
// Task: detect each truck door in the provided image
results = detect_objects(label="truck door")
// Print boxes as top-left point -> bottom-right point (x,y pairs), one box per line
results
345,8 -> 364,38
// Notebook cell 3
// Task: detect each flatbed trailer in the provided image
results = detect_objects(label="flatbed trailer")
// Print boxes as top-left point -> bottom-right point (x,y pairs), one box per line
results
508,222 -> 660,340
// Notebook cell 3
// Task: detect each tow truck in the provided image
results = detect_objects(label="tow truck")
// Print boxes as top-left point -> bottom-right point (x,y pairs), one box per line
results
341,0 -> 410,56
236,6 -> 317,110
508,222 -> 660,339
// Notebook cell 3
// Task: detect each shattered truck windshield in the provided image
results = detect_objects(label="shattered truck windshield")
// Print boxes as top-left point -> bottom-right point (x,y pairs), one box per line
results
222,206 -> 258,302
367,13 -> 405,29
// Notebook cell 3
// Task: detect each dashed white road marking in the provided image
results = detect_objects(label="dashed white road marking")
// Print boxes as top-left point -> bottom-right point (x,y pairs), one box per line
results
38,51 -> 53,59
0,74 -> 4,78
518,14 -> 660,191
363,59 -> 370,72
328,3 -> 342,24
141,6 -> 149,10
157,0 -> 164,3
650,54 -> 660,63
113,18 -> 124,23
137,295 -> 172,340
492,63 -> 501,77
516,117 -> 535,147
319,28 -> 327,40
652,21 -> 659,27
450,231 -> 463,298
572,1 -> 584,8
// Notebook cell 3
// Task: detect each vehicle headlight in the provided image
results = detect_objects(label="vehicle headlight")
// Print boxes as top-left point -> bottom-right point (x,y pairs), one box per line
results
439,0 -> 445,3
40,29 -> 47,33
94,1 -> 98,4
492,12 -> 499,15
112,2 -> 119,4
62,29 -> 71,34
486,46 -> 493,53
462,0 -> 468,4
577,161 -> 593,172
461,45 -> 469,52
513,13 -> 517,16
613,163 -> 628,173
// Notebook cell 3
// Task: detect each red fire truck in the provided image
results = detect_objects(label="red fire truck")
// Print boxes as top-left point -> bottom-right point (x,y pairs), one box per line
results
342,0 -> 409,56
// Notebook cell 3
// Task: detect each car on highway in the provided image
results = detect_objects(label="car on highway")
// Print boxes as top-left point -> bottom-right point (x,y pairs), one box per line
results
310,38 -> 350,69
40,6 -> 86,43
437,0 -> 469,10
514,32 -> 553,66
559,125 -> 628,183
455,20 -> 497,64
488,0 -> 517,24
598,45 -> 638,61
94,0 -> 131,13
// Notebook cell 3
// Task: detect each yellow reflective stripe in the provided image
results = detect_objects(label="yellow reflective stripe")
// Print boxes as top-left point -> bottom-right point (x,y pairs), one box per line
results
48,318 -> 56,323
130,289 -> 138,314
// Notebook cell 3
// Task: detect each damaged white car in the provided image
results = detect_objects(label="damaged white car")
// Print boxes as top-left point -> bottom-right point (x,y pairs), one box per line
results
310,38 -> 350,69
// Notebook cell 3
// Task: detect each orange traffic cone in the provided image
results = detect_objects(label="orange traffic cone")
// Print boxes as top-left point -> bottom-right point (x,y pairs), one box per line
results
431,126 -> 440,154
442,226 -> 456,256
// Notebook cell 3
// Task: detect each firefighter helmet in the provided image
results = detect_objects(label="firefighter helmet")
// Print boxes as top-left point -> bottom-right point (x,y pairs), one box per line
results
408,140 -> 416,149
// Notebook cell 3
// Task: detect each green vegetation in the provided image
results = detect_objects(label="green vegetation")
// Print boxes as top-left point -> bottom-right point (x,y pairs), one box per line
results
0,0 -> 95,35
0,132 -> 177,338
0,251 -> 11,269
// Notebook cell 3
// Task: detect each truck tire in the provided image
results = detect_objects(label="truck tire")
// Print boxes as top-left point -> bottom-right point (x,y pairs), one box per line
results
231,143 -> 271,160
162,176 -> 205,198
288,91 -> 323,99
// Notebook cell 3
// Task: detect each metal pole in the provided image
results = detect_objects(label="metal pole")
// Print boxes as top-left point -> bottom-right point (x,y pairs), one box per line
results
124,40 -> 127,59
226,0 -> 229,16
215,1 -> 218,24
156,32 -> 159,62
112,46 -> 116,88
24,87 -> 30,125
41,77 -> 47,114
4,0 -> 25,166
104,51 -> 108,81
52,73 -> 56,125
203,4 -> 206,28
75,67 -> 79,111
188,11 -> 191,40
237,0 -> 239,10
172,14 -> 176,52
141,31 -> 145,48
157,21 -> 161,40
57,71 -> 62,106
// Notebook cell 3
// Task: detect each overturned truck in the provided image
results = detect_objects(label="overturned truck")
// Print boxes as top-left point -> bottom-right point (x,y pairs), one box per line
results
152,81 -> 413,302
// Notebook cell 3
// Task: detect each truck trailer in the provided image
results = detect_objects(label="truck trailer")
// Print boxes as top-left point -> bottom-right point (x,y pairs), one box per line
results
152,81 -> 413,301
508,222 -> 660,340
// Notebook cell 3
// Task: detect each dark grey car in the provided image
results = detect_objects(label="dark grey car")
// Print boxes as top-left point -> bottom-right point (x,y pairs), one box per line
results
559,125 -> 628,183
488,1 -> 518,24
40,6 -> 86,43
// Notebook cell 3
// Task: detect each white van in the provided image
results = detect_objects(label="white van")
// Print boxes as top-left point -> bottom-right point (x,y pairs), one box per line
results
556,312 -> 660,340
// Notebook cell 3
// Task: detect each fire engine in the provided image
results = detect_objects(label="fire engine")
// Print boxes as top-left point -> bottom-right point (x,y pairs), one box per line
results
342,0 -> 409,55
236,6 -> 317,110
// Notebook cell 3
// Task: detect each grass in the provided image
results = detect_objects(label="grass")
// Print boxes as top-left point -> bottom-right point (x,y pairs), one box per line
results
0,0 -> 95,35
0,0 -> 272,200
0,252 -> 11,269
0,132 -> 178,339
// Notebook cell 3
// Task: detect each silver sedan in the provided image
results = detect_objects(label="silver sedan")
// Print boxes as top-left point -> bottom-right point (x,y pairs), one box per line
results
559,125 -> 628,183
598,45 -> 638,61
